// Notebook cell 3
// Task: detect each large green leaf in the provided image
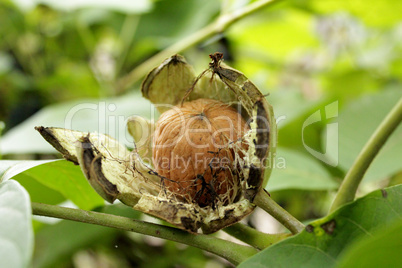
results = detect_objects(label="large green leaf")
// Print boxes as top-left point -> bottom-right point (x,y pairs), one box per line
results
0,93 -> 152,155
239,184 -> 402,267
13,160 -> 105,210
1,160 -> 104,210
0,160 -> 56,182
336,219 -> 402,268
14,174 -> 66,205
0,160 -> 66,205
0,180 -> 33,268
266,147 -> 337,191
325,88 -> 402,182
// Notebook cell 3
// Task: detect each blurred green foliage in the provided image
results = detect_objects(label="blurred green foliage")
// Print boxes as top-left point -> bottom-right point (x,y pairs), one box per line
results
0,0 -> 401,267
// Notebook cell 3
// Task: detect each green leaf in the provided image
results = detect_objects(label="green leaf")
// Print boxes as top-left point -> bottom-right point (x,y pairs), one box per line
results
0,92 -> 152,155
15,173 -> 66,205
0,160 -> 69,205
0,180 -> 33,268
0,160 -> 56,182
141,54 -> 196,113
239,184 -> 402,267
325,88 -> 402,183
336,219 -> 402,268
13,160 -> 105,210
266,147 -> 338,191
1,160 -> 104,210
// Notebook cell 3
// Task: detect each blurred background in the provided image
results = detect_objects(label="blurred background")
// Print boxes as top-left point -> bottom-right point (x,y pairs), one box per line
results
0,0 -> 401,267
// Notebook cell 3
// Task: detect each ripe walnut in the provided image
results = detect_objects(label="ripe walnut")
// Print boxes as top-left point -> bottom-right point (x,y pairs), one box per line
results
153,98 -> 250,207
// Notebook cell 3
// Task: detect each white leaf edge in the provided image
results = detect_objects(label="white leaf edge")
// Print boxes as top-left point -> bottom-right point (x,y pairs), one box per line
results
0,160 -> 59,183
0,180 -> 33,268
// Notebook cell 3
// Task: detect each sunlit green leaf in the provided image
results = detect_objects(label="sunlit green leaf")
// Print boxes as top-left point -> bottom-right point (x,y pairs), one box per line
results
1,160 -> 104,210
228,8 -> 319,62
0,160 -> 66,205
0,160 -> 56,182
0,180 -> 33,268
15,173 -> 66,205
12,160 -> 105,210
239,184 -> 402,267
311,0 -> 402,27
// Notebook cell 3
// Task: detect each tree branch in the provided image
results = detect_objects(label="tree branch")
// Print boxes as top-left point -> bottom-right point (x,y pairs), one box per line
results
253,189 -> 305,234
116,0 -> 281,93
330,98 -> 402,213
31,202 -> 258,265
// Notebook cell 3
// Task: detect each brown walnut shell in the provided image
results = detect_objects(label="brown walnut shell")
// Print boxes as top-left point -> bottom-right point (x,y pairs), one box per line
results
153,98 -> 250,207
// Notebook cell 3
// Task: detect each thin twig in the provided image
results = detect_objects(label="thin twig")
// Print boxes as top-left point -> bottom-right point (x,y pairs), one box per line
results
253,189 -> 305,234
116,0 -> 281,93
31,202 -> 258,265
329,98 -> 402,213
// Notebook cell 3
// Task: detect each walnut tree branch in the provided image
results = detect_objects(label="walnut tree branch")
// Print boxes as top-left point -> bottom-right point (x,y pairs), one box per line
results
31,202 -> 257,265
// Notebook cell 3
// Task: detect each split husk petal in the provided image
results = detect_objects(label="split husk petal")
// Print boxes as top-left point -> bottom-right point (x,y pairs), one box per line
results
126,115 -> 153,161
35,127 -> 159,206
141,54 -> 197,114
